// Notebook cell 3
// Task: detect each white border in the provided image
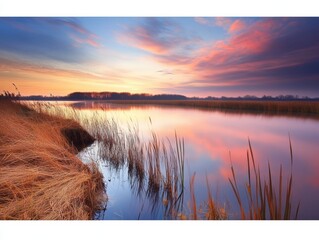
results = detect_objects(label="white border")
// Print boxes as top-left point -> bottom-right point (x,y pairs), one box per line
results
0,0 -> 318,16
0,220 -> 317,240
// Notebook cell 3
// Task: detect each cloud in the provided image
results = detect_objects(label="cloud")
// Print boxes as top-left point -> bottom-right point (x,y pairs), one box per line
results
194,17 -> 215,26
0,18 -> 101,64
2,17 -> 319,97
0,57 -> 104,80
46,18 -> 91,35
214,17 -> 232,28
0,57 -> 132,96
45,18 -> 101,48
157,69 -> 174,75
228,19 -> 245,33
195,17 -> 232,28
118,17 -> 202,56
148,18 -> 319,97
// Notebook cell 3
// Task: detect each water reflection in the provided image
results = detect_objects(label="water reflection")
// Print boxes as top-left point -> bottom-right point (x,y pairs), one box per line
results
67,100 -> 319,121
75,101 -> 319,219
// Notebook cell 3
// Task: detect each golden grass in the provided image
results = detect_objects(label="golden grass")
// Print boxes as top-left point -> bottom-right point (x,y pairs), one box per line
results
0,100 -> 105,220
184,173 -> 227,220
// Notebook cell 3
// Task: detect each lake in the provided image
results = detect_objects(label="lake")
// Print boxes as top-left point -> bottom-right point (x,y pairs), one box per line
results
66,101 -> 319,220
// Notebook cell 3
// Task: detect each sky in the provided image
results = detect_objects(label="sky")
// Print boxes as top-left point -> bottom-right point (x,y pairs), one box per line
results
0,17 -> 319,98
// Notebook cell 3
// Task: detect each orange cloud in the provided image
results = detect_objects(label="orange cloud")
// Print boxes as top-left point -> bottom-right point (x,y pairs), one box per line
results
0,58 -> 131,95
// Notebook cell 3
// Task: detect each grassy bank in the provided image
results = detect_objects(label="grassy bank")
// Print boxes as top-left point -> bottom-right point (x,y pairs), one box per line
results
103,100 -> 319,117
0,100 -> 106,220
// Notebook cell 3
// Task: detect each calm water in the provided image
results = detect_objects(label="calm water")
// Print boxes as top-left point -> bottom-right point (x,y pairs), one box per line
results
71,101 -> 319,220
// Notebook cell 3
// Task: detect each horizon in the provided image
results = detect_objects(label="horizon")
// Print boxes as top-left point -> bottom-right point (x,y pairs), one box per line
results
1,17 -> 319,98
9,89 -> 317,100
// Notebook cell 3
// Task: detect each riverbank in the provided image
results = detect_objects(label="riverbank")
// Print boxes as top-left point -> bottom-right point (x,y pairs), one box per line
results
100,99 -> 319,117
0,100 -> 106,220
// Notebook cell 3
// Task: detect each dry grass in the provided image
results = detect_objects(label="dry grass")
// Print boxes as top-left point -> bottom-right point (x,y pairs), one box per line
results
0,100 -> 106,220
229,139 -> 300,220
183,173 -> 227,220
28,101 -> 187,218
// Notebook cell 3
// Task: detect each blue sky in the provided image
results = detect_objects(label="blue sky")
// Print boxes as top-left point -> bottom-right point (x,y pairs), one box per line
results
0,17 -> 319,97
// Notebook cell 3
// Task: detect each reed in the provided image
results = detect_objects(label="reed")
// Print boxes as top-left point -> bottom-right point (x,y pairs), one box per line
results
146,132 -> 163,194
97,118 -> 126,169
228,138 -> 300,220
105,99 -> 319,117
0,100 -> 106,220
161,134 -> 185,218
189,173 -> 198,220
181,173 -> 227,220
205,176 -> 227,220
30,101 -> 188,217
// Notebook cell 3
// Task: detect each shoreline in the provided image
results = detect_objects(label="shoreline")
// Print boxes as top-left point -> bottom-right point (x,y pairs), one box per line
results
49,99 -> 319,121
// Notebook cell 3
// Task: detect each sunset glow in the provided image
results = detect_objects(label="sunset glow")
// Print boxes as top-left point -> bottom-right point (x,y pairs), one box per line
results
1,17 -> 319,97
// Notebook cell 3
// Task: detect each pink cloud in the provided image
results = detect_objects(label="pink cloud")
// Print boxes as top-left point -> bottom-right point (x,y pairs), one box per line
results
118,27 -> 170,55
117,18 -> 319,96
228,19 -> 245,33
145,18 -> 319,96
188,19 -> 284,77
48,19 -> 101,48
118,18 -> 202,56
71,34 -> 101,48
147,19 -> 278,70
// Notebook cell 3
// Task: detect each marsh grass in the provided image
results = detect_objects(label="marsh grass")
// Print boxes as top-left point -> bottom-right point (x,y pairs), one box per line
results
229,138 -> 300,220
27,101 -> 186,218
97,118 -> 126,169
105,100 -> 319,116
184,173 -> 227,220
0,100 -> 106,220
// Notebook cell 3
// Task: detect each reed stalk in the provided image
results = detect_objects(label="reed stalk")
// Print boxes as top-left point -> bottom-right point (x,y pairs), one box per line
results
229,138 -> 300,220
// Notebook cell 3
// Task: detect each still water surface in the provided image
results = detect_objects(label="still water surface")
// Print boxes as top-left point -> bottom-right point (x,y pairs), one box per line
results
69,101 -> 319,220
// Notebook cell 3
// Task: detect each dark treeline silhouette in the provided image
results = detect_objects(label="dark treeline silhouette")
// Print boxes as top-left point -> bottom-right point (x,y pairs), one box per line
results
66,92 -> 188,101
2,91 -> 319,101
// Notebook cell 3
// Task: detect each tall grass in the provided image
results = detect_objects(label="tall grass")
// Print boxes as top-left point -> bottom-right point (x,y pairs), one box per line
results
229,138 -> 300,220
27,101 -> 186,218
184,173 -> 227,220
97,118 -> 126,169
0,100 -> 106,220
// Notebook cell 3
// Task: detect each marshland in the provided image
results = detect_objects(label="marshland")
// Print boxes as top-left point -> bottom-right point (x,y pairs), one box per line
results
1,98 -> 318,220
0,99 -> 106,220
